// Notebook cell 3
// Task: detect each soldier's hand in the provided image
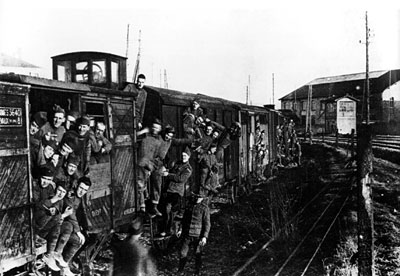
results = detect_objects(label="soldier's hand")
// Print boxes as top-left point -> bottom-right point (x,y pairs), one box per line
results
199,237 -> 207,246
49,207 -> 57,216
63,206 -> 73,217
77,231 -> 86,245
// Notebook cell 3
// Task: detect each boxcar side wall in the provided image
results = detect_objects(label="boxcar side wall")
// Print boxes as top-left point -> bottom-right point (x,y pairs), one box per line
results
0,82 -> 34,273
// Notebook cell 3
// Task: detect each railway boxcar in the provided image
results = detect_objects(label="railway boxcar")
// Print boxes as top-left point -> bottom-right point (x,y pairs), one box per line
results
0,50 -> 282,275
0,52 -> 139,274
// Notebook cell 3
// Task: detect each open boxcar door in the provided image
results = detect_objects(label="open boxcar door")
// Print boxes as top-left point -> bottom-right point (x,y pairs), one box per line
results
0,82 -> 36,273
108,99 -> 136,228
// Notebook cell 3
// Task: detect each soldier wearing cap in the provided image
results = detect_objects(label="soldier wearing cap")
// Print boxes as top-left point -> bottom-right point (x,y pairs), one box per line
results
90,122 -> 112,164
54,155 -> 81,192
40,105 -> 66,143
197,143 -> 220,198
31,138 -> 58,178
136,118 -> 163,212
209,120 -> 242,162
53,176 -> 91,276
124,74 -> 147,130
30,111 -> 48,148
148,125 -> 193,217
160,147 -> 193,236
33,164 -> 57,203
183,99 -> 205,140
65,110 -> 80,131
63,116 -> 95,176
176,191 -> 211,276
36,181 -> 70,272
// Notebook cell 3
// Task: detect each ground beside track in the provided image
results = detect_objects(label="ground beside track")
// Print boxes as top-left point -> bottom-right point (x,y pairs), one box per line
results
90,144 -> 400,276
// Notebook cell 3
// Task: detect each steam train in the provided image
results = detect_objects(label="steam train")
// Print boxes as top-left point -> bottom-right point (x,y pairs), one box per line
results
0,51 -> 282,275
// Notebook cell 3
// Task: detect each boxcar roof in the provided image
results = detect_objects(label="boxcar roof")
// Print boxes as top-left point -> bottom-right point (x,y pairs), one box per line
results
0,73 -> 136,98
145,85 -> 242,110
52,51 -> 127,61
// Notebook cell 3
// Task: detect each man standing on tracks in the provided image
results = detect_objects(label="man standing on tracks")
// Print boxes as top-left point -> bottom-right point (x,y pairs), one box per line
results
176,192 -> 211,276
53,176 -> 91,276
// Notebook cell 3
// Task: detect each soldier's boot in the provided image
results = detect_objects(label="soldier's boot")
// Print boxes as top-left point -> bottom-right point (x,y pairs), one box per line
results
194,254 -> 202,275
177,257 -> 187,273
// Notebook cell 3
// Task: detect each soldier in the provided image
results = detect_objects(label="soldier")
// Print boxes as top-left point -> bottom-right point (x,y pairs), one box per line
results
65,110 -> 80,131
37,182 -> 71,272
137,118 -> 163,212
149,125 -> 193,217
177,193 -> 211,276
210,121 -> 242,162
197,143 -> 220,198
160,148 -> 193,236
183,99 -> 204,140
53,176 -> 91,276
31,138 -> 58,179
30,111 -> 47,148
54,155 -> 81,192
63,116 -> 95,175
40,105 -> 66,143
90,122 -> 112,164
124,74 -> 147,130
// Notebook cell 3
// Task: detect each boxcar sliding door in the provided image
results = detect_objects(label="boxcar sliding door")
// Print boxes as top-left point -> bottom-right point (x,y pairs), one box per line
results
108,99 -> 136,228
81,98 -> 113,232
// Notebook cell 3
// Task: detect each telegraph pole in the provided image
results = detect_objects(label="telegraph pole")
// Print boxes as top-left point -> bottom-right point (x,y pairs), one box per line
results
357,11 -> 374,276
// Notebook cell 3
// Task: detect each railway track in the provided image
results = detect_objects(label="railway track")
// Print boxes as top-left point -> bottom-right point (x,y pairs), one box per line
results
232,149 -> 355,276
313,135 -> 400,151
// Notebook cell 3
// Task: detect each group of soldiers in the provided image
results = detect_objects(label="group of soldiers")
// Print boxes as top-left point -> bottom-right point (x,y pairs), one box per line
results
276,118 -> 302,168
29,101 -> 113,275
135,85 -> 242,275
28,74 -> 242,275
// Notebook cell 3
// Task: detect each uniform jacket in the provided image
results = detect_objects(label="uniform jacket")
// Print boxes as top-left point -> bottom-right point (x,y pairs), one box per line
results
137,133 -> 161,171
40,122 -> 66,143
182,199 -> 211,239
54,166 -> 80,191
166,161 -> 192,197
63,193 -> 89,233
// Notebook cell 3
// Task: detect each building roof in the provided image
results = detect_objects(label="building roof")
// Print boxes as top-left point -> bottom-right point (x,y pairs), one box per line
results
0,53 -> 40,68
279,69 -> 400,101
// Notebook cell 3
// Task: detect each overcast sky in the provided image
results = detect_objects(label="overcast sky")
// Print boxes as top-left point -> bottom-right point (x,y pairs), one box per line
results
1,0 -> 399,106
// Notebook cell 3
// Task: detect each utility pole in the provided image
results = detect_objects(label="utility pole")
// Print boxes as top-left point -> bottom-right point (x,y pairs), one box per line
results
132,30 -> 141,83
125,24 -> 130,58
246,85 -> 249,105
272,73 -> 275,105
164,69 -> 168,89
357,11 -> 374,276
248,75 -> 251,105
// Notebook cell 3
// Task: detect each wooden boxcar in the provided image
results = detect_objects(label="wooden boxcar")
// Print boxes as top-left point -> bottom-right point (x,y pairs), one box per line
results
0,67 -> 138,273
0,51 -> 282,274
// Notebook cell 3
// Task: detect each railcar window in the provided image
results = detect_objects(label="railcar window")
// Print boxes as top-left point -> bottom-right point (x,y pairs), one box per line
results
84,102 -> 106,124
92,60 -> 106,84
56,61 -> 71,82
57,65 -> 66,81
111,61 -> 119,84
75,61 -> 88,83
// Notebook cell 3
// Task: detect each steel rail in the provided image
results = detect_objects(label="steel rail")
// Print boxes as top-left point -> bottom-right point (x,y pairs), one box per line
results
231,171 -> 349,276
300,190 -> 351,276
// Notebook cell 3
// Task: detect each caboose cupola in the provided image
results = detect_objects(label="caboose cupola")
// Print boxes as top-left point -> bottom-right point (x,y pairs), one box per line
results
52,51 -> 127,89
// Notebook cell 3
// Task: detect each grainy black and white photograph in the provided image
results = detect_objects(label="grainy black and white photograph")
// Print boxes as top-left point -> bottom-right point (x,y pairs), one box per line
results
0,0 -> 399,275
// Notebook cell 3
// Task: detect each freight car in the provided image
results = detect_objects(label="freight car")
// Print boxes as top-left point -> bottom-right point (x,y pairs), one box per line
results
0,51 -> 282,275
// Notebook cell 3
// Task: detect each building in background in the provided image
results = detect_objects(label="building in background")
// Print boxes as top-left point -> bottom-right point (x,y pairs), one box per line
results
279,69 -> 400,135
0,53 -> 43,77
